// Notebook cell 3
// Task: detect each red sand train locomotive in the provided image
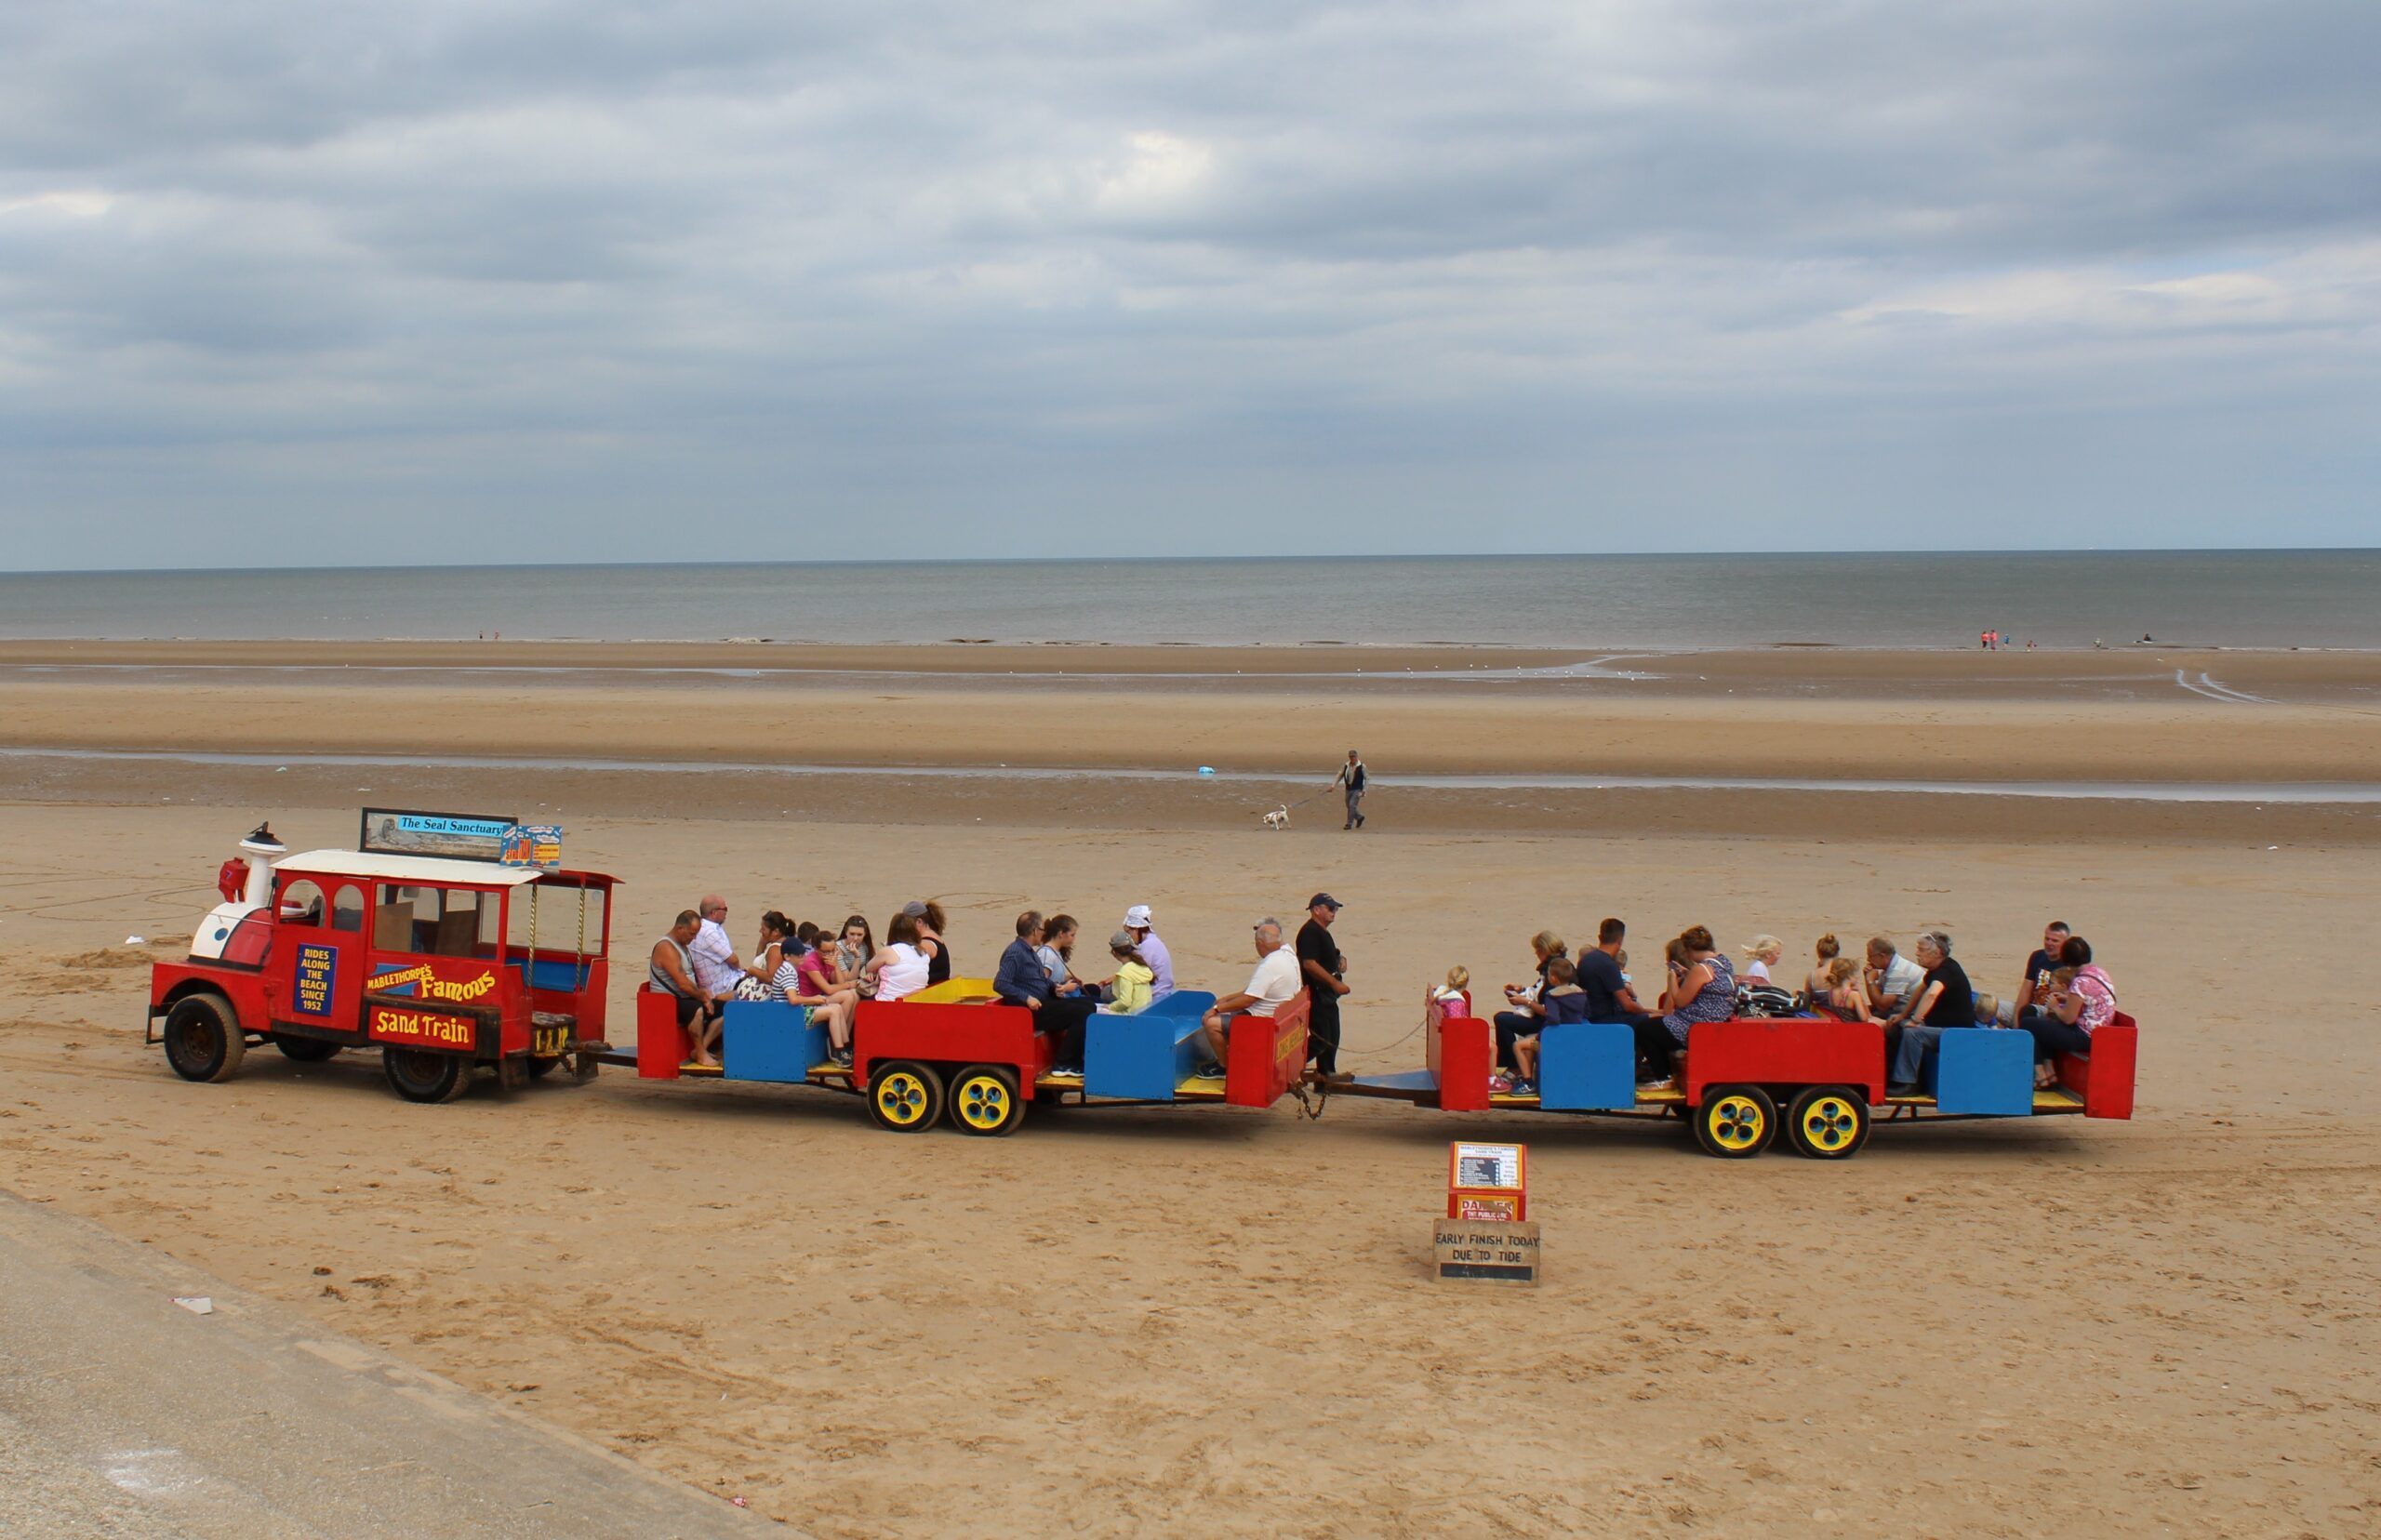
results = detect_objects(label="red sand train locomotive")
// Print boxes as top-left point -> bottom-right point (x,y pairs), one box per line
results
150,819 -> 2136,1155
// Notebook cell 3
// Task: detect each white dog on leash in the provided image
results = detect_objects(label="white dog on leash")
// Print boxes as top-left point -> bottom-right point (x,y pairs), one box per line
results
1262,804 -> 1291,831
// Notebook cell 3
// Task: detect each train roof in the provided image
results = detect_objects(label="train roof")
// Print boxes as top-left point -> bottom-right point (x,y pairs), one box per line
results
274,849 -> 549,888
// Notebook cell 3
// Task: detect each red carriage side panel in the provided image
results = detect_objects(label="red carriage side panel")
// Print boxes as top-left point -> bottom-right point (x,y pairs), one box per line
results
2060,1014 -> 2137,1120
1227,989 -> 1310,1108
854,999 -> 1045,1086
1684,1017 -> 1884,1108
1436,1015 -> 1495,1111
635,986 -> 687,1078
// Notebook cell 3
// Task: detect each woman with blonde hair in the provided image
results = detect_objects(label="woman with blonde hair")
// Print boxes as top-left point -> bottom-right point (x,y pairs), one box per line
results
1738,935 -> 1785,985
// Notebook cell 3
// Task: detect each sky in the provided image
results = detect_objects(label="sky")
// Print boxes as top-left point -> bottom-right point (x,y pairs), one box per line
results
2,0 -> 2376,569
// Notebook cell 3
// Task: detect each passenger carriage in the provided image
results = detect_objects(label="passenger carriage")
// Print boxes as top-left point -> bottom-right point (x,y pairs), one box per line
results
1336,999 -> 2137,1159
618,978 -> 1312,1135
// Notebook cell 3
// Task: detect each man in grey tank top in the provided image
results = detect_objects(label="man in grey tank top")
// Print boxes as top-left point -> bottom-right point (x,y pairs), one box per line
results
650,909 -> 723,1066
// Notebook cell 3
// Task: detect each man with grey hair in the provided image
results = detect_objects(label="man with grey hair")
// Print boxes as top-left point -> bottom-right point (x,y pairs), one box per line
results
1196,916 -> 1301,1079
1882,929 -> 1975,1094
689,895 -> 741,1004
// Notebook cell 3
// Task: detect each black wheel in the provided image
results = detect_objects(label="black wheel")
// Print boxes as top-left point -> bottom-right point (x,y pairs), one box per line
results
1692,1084 -> 1777,1159
162,994 -> 246,1083
383,1048 -> 471,1104
1785,1085 -> 1871,1160
273,1037 -> 341,1063
866,1060 -> 944,1132
525,1055 -> 562,1080
947,1065 -> 1025,1135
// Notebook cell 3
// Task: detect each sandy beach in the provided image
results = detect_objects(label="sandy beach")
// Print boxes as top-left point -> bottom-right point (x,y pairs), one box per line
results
2,644 -> 2377,1535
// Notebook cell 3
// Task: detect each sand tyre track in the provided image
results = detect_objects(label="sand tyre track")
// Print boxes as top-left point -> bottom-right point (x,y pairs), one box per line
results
948,1065 -> 1024,1135
162,993 -> 246,1083
273,1036 -> 342,1063
383,1048 -> 472,1104
867,1061 -> 944,1132
1785,1086 -> 1870,1160
1693,1084 -> 1776,1158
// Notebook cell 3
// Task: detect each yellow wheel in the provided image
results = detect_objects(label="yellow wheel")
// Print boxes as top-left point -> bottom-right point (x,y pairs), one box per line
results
948,1064 -> 1024,1136
1786,1085 -> 1871,1160
866,1060 -> 944,1132
1693,1084 -> 1776,1159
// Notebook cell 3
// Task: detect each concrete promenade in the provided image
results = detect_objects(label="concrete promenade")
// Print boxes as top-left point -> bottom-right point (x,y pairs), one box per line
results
0,1189 -> 765,1540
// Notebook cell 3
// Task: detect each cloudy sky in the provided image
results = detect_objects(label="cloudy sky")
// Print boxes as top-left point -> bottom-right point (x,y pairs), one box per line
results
2,0 -> 2374,568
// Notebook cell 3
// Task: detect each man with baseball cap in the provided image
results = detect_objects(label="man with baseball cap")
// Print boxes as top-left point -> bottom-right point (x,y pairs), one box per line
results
1296,893 -> 1351,1077
1121,904 -> 1175,1002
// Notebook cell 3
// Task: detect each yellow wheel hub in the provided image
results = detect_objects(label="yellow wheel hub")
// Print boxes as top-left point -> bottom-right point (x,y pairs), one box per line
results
1800,1095 -> 1861,1152
1708,1095 -> 1766,1151
875,1071 -> 931,1127
955,1075 -> 1010,1130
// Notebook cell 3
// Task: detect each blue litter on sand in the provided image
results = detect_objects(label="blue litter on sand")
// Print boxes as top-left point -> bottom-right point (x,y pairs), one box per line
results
1197,765 -> 1216,776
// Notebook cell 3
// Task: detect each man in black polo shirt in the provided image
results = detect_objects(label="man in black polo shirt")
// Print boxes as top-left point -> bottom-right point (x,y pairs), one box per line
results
1296,893 -> 1351,1076
1576,916 -> 1676,1086
1882,930 -> 1975,1093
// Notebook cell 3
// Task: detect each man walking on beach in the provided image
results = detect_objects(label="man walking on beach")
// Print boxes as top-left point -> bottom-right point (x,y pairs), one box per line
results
1296,893 -> 1351,1077
1335,750 -> 1367,830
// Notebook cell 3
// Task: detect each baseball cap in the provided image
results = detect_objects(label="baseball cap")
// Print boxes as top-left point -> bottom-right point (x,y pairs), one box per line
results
1123,905 -> 1152,929
1308,892 -> 1341,910
1109,929 -> 1137,950
900,899 -> 929,918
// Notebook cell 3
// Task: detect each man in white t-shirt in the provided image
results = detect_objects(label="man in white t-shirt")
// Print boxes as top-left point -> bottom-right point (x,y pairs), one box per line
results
689,895 -> 742,1003
1197,917 -> 1299,1078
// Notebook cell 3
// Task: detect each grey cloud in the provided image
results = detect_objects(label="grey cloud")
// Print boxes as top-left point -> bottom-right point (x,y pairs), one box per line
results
2,0 -> 2377,564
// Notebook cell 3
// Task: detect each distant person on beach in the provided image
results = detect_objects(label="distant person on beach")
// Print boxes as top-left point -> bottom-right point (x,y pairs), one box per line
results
2018,936 -> 2117,1089
1296,893 -> 1350,1076
1122,905 -> 1175,1001
1335,750 -> 1367,830
1197,918 -> 1300,1078
650,910 -> 724,1068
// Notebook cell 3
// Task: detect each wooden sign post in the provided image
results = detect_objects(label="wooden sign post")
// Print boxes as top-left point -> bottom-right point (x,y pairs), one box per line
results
1435,1142 -> 1540,1284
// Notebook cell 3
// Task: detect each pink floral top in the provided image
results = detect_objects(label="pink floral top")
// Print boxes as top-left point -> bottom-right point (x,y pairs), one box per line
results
2069,964 -> 2118,1033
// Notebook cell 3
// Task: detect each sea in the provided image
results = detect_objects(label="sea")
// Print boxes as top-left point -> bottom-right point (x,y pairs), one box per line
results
0,551 -> 2374,650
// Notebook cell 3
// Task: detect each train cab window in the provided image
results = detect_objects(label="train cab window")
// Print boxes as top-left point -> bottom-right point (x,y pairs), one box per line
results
277,879 -> 326,927
330,884 -> 366,934
508,883 -> 605,958
377,884 -> 492,957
